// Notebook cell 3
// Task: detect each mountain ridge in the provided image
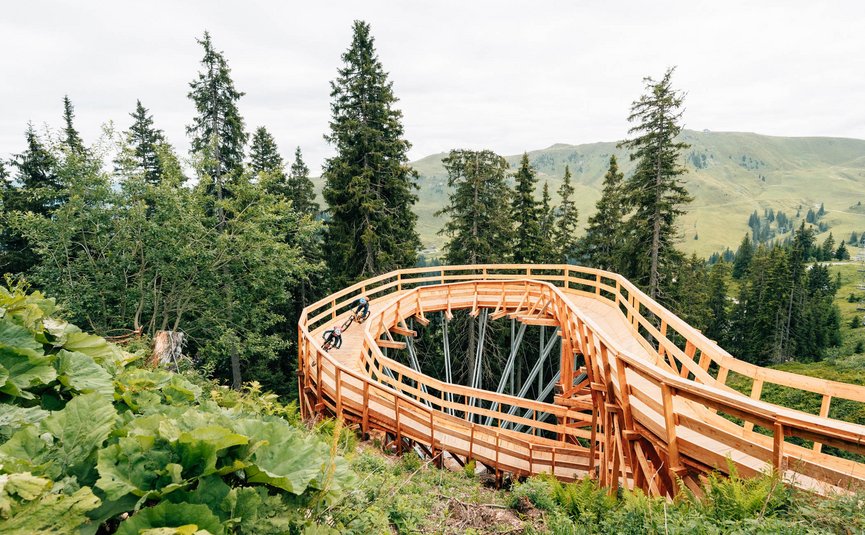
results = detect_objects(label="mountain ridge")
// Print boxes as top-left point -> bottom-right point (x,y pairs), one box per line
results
406,129 -> 865,257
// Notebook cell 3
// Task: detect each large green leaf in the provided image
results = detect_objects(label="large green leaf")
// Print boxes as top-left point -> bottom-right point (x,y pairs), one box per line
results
0,317 -> 44,358
115,502 -> 223,535
96,414 -> 248,501
55,349 -> 114,395
0,404 -> 48,441
0,393 -> 117,481
0,318 -> 54,399
0,472 -> 101,534
63,331 -> 133,373
232,419 -> 353,495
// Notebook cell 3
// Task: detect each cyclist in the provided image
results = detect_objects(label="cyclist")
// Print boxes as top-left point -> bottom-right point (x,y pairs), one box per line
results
322,326 -> 342,349
353,295 -> 370,320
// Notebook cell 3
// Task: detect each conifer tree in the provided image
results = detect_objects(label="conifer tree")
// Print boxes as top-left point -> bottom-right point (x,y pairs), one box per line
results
537,182 -> 558,263
120,100 -> 165,184
249,126 -> 283,177
553,165 -> 580,263
437,149 -> 512,265
287,147 -> 319,217
732,234 -> 754,279
580,155 -> 625,271
322,20 -> 419,283
187,31 -> 248,215
704,260 -> 731,345
1,124 -> 63,273
618,67 -> 691,300
511,153 -> 543,263
821,232 -> 835,261
835,240 -> 850,260
61,95 -> 86,155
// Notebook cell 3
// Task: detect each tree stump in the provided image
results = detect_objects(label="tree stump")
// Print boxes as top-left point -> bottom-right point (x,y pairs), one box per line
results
151,330 -> 184,369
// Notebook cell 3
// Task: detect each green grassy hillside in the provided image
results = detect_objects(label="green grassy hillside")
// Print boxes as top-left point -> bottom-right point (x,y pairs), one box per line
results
399,130 -> 865,257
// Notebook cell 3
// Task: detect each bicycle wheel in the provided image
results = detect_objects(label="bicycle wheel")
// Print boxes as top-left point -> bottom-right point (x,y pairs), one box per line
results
340,315 -> 355,331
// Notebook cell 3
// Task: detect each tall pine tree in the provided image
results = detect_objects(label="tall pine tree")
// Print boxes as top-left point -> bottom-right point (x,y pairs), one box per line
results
1,124 -> 63,274
537,182 -> 558,263
580,155 -> 625,271
62,95 -> 86,155
618,68 -> 691,300
249,126 -> 284,177
323,20 -> 419,283
187,30 -> 248,218
511,153 -> 543,263
436,149 -> 512,265
732,233 -> 754,279
119,100 -> 165,184
553,165 -> 580,263
287,147 -> 319,217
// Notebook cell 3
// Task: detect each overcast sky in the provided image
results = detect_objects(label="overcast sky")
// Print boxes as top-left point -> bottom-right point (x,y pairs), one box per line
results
2,1 -> 864,172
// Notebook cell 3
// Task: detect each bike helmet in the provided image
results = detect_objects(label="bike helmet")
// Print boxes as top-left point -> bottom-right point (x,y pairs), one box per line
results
333,326 -> 342,336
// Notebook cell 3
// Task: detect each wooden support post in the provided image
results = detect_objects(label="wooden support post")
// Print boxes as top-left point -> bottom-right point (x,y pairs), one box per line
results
335,369 -> 343,416
773,422 -> 785,471
680,341 -> 697,378
362,382 -> 370,438
813,395 -> 832,453
395,397 -> 402,454
316,351 -> 323,404
661,383 -> 682,476
744,379 -> 764,432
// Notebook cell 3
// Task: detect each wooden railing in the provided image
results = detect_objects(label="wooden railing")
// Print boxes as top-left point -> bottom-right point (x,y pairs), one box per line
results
298,264 -> 865,495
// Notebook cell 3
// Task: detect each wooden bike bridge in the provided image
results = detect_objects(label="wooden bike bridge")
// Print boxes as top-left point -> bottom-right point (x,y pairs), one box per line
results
298,265 -> 865,497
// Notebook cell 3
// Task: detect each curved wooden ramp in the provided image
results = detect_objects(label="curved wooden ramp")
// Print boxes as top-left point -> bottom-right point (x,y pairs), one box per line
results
298,265 -> 865,497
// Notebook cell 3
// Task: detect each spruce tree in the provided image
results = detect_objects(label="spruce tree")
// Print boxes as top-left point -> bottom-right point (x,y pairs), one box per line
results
580,155 -> 625,271
187,31 -> 248,215
820,233 -> 835,261
553,165 -> 580,263
538,182 -> 558,263
120,100 -> 165,184
62,95 -> 86,155
618,67 -> 691,300
704,260 -> 730,345
287,147 -> 319,217
436,149 -> 512,265
249,126 -> 284,177
835,240 -> 850,260
322,20 -> 419,283
732,234 -> 754,279
511,153 -> 543,263
1,124 -> 63,274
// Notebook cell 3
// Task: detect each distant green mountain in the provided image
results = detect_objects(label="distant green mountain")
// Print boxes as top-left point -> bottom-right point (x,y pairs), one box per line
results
406,130 -> 865,258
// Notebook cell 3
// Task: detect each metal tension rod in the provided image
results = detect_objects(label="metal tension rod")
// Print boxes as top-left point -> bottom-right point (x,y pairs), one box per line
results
442,314 -> 455,415
512,370 -> 562,434
483,319 -> 528,426
467,308 -> 489,421
502,328 -> 560,422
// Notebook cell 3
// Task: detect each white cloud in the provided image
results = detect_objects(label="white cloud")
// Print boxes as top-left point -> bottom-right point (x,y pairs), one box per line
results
2,0 -> 863,172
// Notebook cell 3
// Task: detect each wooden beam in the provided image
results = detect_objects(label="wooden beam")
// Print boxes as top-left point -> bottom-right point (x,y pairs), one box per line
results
378,339 -> 407,350
390,325 -> 417,337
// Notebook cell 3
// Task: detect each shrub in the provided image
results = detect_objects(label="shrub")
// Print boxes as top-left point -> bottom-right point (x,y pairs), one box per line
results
508,475 -> 557,512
